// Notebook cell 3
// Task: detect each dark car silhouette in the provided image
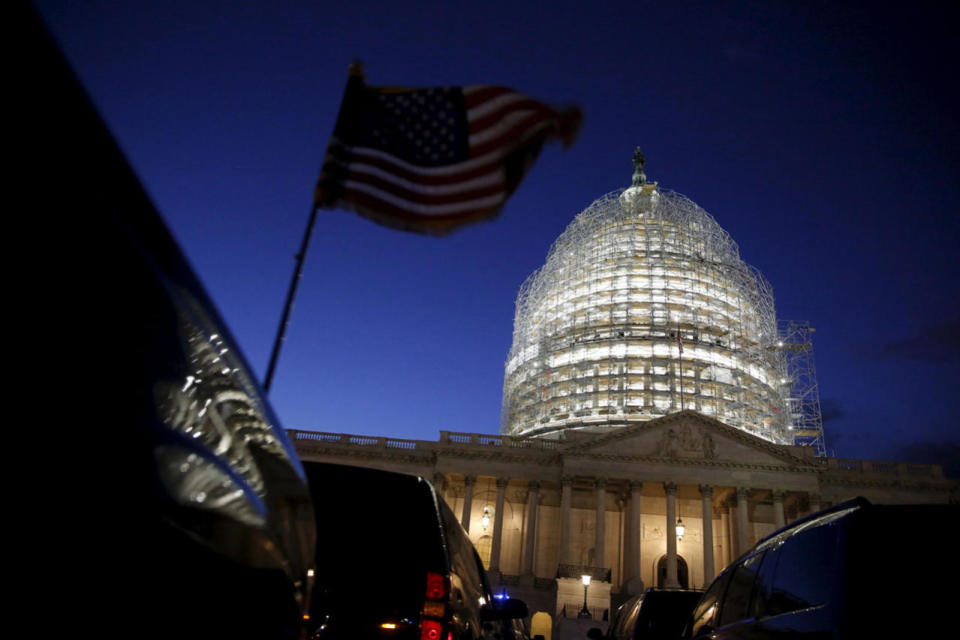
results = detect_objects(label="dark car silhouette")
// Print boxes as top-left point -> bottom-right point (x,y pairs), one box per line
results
23,5 -> 316,637
303,462 -> 527,640
601,588 -> 703,640
686,497 -> 959,638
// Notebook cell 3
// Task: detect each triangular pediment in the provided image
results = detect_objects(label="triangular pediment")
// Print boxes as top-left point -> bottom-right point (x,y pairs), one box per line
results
560,411 -> 808,468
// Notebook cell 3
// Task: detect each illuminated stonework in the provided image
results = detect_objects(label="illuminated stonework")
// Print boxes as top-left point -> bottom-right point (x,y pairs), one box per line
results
501,181 -> 792,443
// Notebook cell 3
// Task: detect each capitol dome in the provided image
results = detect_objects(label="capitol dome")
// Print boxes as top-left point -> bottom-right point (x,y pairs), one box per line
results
501,152 -> 793,444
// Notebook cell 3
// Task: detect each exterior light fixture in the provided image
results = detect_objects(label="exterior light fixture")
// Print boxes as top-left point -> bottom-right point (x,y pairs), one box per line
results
481,506 -> 492,530
578,574 -> 592,619
676,516 -> 685,542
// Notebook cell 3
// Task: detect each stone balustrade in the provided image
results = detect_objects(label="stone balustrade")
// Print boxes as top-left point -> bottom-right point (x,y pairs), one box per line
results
825,457 -> 943,477
287,428 -> 562,451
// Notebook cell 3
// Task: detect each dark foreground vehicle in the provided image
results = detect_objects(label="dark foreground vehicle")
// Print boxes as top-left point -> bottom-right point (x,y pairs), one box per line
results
602,589 -> 703,640
303,462 -> 527,640
687,497 -> 960,639
23,5 -> 316,637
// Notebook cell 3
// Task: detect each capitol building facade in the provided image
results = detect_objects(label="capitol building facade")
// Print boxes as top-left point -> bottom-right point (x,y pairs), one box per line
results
291,156 -> 955,639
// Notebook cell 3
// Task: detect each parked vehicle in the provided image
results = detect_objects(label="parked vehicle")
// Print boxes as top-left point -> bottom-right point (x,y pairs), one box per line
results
601,588 -> 703,640
303,462 -> 527,640
686,497 -> 960,638
25,5 -> 317,637
498,604 -> 532,640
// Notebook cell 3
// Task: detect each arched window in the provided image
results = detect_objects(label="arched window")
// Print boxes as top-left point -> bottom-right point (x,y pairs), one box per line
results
656,555 -> 689,588
531,612 -> 553,640
476,535 -> 492,569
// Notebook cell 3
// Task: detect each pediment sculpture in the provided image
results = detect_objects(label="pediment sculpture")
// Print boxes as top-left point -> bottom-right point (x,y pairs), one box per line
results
655,424 -> 717,459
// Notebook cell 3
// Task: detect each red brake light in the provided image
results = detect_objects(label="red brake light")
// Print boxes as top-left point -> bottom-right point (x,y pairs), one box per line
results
425,572 -> 447,600
421,619 -> 442,640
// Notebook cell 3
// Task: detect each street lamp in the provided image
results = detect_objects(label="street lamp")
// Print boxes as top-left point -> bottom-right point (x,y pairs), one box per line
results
577,574 -> 592,619
676,516 -> 685,542
481,506 -> 492,530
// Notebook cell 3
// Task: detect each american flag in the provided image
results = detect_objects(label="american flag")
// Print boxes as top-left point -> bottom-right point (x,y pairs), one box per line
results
315,65 -> 582,235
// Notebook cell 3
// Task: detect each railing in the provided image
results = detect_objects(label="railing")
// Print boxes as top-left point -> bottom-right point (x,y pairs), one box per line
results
287,428 -> 562,452
557,606 -> 608,622
825,458 -> 942,478
498,575 -> 563,591
533,577 -> 555,590
287,429 -> 422,450
556,564 -> 612,582
439,431 -> 560,450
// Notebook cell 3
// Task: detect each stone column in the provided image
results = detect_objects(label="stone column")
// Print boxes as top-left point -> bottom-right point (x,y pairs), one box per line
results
489,477 -> 508,574
719,507 -> 730,567
699,485 -> 715,586
594,478 -> 607,569
558,476 -> 573,566
664,482 -> 680,588
433,472 -> 447,505
461,475 -> 475,533
628,481 -> 643,589
726,502 -> 737,561
735,487 -> 750,555
772,490 -> 786,529
522,481 -> 540,576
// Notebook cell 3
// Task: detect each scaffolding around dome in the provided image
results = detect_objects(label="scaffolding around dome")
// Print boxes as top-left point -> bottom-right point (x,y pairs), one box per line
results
778,320 -> 826,456
501,183 -> 824,452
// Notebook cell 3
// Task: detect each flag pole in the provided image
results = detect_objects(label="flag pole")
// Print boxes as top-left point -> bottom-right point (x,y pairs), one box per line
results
264,202 -> 321,392
263,62 -> 360,392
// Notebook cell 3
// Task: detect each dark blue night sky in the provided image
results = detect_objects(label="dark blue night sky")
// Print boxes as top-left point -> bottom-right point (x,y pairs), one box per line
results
37,1 -> 960,470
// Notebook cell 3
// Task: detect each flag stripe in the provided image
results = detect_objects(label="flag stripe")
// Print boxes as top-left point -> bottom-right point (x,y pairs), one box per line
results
339,169 -> 507,206
343,180 -> 506,216
462,85 -> 517,109
469,109 -> 537,146
337,189 -> 504,234
470,117 -> 555,158
469,99 -> 556,134
323,116 -> 552,195
332,158 -> 506,196
324,140 -> 507,183
466,92 -> 532,121
316,77 -> 581,234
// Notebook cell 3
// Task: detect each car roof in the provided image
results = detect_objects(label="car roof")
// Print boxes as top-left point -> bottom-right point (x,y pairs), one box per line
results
752,497 -> 869,549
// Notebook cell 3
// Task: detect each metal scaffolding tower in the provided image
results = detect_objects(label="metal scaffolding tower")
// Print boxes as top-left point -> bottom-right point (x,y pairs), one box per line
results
777,320 -> 826,456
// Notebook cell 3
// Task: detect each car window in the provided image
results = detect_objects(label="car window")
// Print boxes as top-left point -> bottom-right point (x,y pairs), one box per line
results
439,501 -> 486,607
691,570 -> 729,634
606,598 -> 630,640
718,552 -> 765,627
606,601 -> 624,638
754,519 -> 839,617
473,548 -> 494,603
616,596 -> 642,640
